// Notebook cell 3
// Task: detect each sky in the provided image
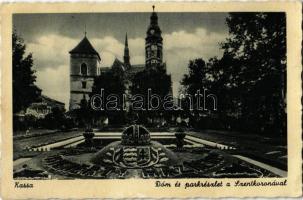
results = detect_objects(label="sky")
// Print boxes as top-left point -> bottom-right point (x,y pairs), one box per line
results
13,12 -> 229,109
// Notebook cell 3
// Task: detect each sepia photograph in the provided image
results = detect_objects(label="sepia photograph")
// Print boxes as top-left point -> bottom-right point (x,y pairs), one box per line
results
11,6 -> 289,180
0,1 -> 301,198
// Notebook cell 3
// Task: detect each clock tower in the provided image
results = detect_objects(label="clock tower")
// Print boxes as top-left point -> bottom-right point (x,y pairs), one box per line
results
145,5 -> 163,69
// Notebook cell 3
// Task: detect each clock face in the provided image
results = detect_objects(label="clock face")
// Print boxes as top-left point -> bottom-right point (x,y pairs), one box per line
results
151,45 -> 157,50
150,29 -> 155,34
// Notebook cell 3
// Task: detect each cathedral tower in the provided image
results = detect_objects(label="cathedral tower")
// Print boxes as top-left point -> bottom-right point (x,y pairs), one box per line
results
145,6 -> 163,69
123,33 -> 131,69
69,34 -> 101,110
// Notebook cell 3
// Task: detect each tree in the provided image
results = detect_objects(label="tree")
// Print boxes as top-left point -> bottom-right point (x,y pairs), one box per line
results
43,107 -> 66,129
13,30 -> 40,113
132,67 -> 171,99
181,59 -> 208,95
131,67 -> 172,124
75,95 -> 92,128
180,13 -> 286,135
90,70 -> 126,125
180,58 -> 222,129
220,13 -> 286,135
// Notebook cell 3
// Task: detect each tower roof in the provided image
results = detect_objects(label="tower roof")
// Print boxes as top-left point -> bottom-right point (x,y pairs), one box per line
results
125,33 -> 128,47
146,5 -> 162,39
112,58 -> 125,71
69,36 -> 101,60
124,33 -> 131,67
150,6 -> 158,25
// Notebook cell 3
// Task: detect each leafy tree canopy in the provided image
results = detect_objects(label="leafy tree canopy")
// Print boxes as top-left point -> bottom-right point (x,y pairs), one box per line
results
90,70 -> 126,125
130,67 -> 172,123
13,30 -> 40,113
221,13 -> 286,134
132,67 -> 171,98
180,13 -> 286,135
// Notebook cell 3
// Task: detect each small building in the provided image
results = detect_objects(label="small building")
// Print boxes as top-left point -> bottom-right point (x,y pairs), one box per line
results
25,95 -> 65,119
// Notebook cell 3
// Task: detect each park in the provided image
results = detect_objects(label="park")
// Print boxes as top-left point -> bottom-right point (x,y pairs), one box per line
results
12,11 -> 287,180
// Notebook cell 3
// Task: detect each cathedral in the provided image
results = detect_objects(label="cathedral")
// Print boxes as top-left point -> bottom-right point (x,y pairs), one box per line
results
69,6 -> 170,110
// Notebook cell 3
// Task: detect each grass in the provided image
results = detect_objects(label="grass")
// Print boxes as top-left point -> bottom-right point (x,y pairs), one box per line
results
187,130 -> 287,168
14,128 -> 287,170
13,130 -> 83,159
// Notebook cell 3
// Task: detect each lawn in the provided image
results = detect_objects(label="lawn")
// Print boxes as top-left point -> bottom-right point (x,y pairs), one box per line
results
13,130 -> 83,159
13,128 -> 288,170
188,130 -> 287,169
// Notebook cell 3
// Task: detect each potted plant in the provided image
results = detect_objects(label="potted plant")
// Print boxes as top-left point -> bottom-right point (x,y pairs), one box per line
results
175,127 -> 186,151
83,128 -> 95,147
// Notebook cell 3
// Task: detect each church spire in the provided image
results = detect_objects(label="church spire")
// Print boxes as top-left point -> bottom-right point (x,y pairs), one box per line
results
124,33 -> 130,68
125,32 -> 128,47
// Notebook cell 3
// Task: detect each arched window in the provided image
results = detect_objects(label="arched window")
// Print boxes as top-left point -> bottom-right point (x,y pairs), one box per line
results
81,63 -> 88,75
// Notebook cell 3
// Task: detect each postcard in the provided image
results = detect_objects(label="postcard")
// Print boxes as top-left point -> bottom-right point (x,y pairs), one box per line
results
1,1 -> 302,198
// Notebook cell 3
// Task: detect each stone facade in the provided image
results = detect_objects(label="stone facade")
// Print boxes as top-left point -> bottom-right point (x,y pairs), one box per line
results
145,6 -> 163,69
69,6 -> 171,111
69,36 -> 101,110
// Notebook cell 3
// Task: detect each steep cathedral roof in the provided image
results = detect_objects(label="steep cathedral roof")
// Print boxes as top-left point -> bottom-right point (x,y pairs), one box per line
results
69,36 -> 101,60
112,58 -> 125,71
129,64 -> 145,73
100,59 -> 144,80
